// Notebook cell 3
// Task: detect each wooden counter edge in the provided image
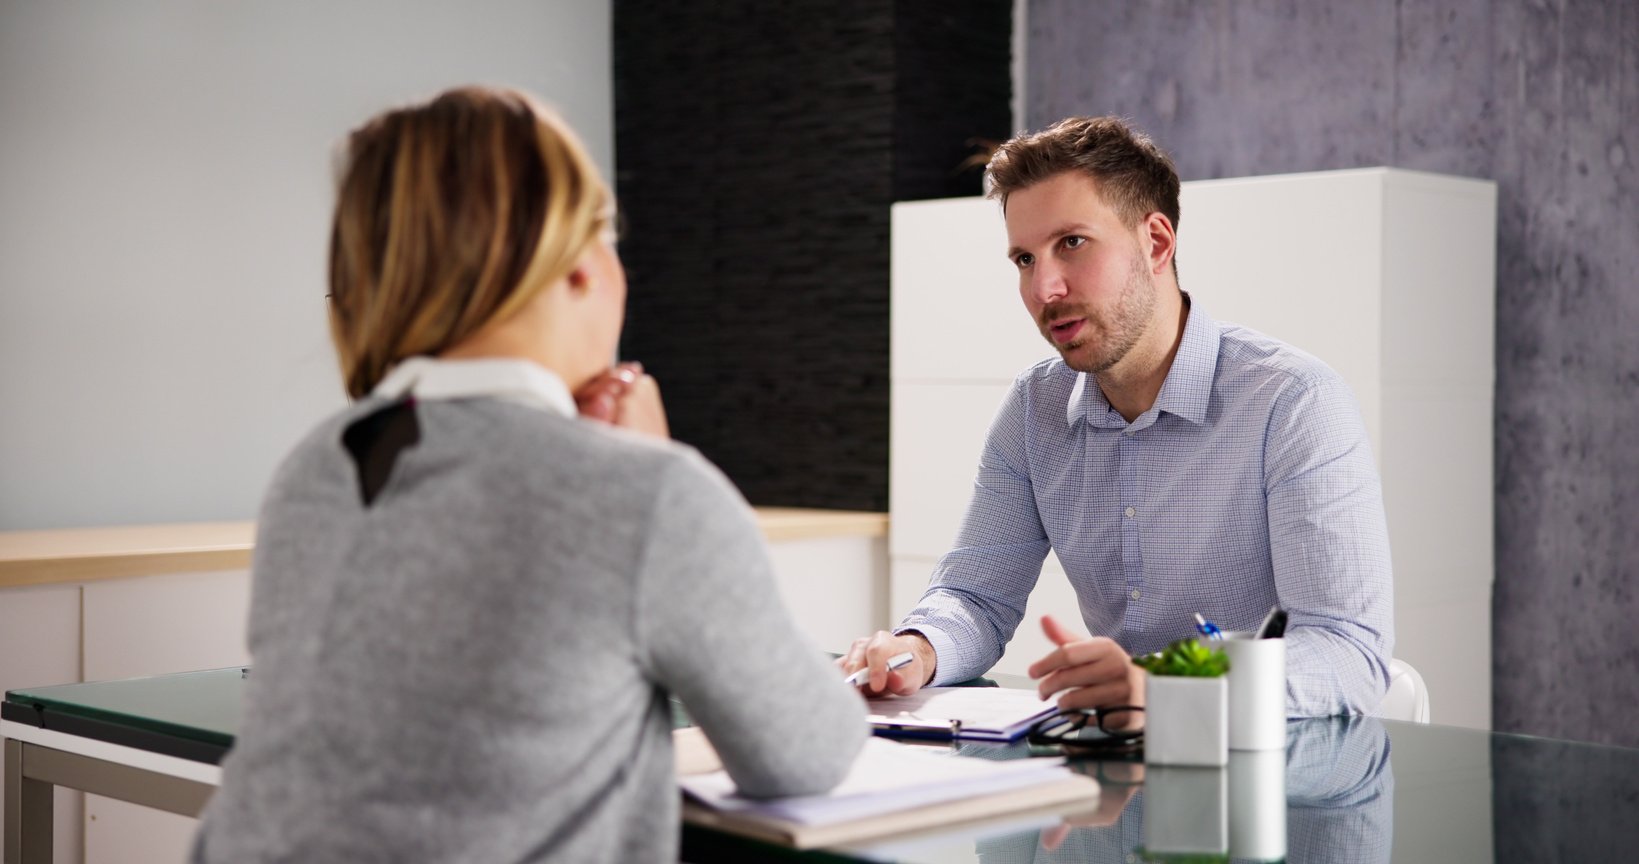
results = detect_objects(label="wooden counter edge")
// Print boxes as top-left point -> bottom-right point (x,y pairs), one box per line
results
0,509 -> 888,589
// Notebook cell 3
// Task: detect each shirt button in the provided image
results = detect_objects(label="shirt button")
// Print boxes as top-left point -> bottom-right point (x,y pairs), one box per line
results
1130,589 -> 1141,600
1124,429 -> 1135,436
1125,506 -> 1136,518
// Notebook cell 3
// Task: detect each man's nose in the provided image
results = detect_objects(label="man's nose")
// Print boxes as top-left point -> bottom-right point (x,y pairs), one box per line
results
1028,261 -> 1069,305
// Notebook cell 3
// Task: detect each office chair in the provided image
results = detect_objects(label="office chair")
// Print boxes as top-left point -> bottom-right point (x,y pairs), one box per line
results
1375,657 -> 1431,723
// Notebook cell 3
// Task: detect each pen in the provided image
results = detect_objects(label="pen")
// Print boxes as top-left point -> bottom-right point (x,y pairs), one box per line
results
1193,613 -> 1224,640
1255,606 -> 1287,639
846,651 -> 915,688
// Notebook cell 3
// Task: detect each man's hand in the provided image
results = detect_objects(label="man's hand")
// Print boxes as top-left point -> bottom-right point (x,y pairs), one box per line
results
837,631 -> 937,696
1027,615 -> 1145,727
574,361 -> 669,439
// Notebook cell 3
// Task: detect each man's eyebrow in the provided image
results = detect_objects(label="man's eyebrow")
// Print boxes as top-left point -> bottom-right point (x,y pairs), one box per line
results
1006,223 -> 1096,259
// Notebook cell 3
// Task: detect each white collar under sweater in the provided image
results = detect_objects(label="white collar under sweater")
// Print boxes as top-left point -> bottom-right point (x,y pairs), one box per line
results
370,357 -> 577,419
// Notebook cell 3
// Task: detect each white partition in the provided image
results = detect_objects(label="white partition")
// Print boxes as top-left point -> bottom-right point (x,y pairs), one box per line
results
890,169 -> 1496,728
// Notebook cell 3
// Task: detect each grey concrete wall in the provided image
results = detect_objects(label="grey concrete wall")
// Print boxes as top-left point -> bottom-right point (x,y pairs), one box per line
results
1026,0 -> 1638,747
0,0 -> 613,531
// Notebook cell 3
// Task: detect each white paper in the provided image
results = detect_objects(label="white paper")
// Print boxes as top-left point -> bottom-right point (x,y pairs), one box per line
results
866,686 -> 1059,739
679,738 -> 1071,826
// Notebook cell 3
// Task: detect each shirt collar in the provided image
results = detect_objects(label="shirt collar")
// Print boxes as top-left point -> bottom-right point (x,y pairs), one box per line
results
1150,297 -> 1219,426
1065,296 -> 1220,429
370,356 -> 577,419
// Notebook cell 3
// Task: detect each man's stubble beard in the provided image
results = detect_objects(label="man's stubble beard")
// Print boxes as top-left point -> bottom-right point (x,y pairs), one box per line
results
1041,252 -> 1157,375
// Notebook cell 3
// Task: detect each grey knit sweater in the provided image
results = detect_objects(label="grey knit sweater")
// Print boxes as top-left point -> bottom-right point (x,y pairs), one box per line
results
191,395 -> 867,863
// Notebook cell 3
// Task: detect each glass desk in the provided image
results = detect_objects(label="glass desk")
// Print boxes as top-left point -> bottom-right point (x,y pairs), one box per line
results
6,668 -> 1639,863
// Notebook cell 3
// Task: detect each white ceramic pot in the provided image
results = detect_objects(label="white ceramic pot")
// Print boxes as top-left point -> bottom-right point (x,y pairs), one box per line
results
1144,673 -> 1228,767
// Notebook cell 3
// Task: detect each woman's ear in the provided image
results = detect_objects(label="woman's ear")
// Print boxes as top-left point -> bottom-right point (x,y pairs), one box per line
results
565,261 -> 594,296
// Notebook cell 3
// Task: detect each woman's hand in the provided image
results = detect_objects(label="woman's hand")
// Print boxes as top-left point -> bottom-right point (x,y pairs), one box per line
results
574,361 -> 670,439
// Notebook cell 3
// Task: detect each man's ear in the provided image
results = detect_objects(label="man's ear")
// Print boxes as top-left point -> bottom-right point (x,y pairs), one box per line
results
1143,212 -> 1177,276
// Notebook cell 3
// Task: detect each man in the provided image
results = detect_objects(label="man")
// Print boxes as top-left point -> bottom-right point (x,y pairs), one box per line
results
841,117 -> 1393,718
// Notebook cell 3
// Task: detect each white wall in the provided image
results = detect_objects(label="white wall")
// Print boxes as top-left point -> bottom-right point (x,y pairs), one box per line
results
0,0 -> 613,530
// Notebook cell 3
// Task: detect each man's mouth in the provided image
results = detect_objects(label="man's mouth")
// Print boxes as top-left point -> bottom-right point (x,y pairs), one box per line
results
1047,317 -> 1085,345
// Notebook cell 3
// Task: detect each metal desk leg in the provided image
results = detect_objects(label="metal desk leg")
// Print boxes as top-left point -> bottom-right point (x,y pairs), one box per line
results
4,738 -> 53,864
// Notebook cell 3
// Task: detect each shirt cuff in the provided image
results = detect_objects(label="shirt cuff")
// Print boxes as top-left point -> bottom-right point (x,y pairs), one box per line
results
893,623 -> 962,687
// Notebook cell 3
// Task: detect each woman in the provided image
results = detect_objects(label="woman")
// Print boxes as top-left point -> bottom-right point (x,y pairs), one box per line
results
191,86 -> 866,863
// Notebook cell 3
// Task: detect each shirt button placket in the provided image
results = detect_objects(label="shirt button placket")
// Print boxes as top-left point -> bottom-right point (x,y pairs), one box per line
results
1119,429 -> 1142,618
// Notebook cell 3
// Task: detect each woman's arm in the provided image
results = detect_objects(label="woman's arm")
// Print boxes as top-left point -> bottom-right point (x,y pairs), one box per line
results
635,452 -> 867,798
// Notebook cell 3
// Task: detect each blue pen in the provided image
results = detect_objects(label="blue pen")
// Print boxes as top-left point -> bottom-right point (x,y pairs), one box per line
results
1193,612 -> 1224,641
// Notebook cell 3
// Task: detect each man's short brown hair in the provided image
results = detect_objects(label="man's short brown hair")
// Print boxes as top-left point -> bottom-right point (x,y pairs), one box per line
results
985,116 -> 1181,233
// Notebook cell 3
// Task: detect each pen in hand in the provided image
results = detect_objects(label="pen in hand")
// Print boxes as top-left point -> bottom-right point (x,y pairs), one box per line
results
845,652 -> 914,688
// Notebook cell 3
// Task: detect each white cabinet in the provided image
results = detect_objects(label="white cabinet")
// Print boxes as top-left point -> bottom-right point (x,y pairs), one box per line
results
766,535 -> 888,654
81,569 -> 252,864
890,169 -> 1496,727
0,571 -> 250,864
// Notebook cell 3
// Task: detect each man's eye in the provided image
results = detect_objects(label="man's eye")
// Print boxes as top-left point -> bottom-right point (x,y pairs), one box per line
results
1014,253 -> 1033,268
1063,236 -> 1086,249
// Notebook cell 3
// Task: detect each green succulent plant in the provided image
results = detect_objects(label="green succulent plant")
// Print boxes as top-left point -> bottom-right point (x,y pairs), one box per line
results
1131,637 -> 1230,678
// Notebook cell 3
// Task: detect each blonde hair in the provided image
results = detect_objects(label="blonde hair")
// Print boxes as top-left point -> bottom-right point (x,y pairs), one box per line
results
327,86 -> 609,399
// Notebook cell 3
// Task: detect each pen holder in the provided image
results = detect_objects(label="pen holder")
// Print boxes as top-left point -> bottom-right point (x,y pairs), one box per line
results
1143,674 -> 1228,767
1223,633 -> 1286,751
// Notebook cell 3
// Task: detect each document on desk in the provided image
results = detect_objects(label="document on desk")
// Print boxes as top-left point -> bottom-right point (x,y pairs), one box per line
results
679,737 -> 1099,848
867,686 -> 1059,741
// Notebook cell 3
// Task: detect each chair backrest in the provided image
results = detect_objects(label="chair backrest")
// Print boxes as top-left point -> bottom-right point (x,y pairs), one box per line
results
1376,657 -> 1431,723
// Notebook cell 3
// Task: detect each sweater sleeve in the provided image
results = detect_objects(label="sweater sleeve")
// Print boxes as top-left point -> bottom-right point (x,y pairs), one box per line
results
635,451 -> 867,799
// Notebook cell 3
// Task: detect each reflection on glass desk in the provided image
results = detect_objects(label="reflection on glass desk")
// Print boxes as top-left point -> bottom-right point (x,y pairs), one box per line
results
6,668 -> 1639,863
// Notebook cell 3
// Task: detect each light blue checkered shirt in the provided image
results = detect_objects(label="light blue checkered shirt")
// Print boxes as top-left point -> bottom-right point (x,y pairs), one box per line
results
899,299 -> 1394,716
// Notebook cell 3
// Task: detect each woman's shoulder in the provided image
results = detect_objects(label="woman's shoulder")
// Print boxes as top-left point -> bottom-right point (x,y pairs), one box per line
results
266,397 -> 733,516
424,399 -> 738,508
458,398 -> 704,470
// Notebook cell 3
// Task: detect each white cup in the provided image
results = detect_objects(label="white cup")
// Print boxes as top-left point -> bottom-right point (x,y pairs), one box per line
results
1222,633 -> 1286,751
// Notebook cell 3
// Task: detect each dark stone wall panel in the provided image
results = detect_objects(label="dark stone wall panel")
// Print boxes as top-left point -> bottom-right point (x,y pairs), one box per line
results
1027,0 -> 1639,747
616,1 -> 1010,512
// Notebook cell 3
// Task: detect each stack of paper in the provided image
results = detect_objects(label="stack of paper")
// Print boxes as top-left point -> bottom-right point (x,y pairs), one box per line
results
867,686 -> 1059,741
680,737 -> 1099,848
